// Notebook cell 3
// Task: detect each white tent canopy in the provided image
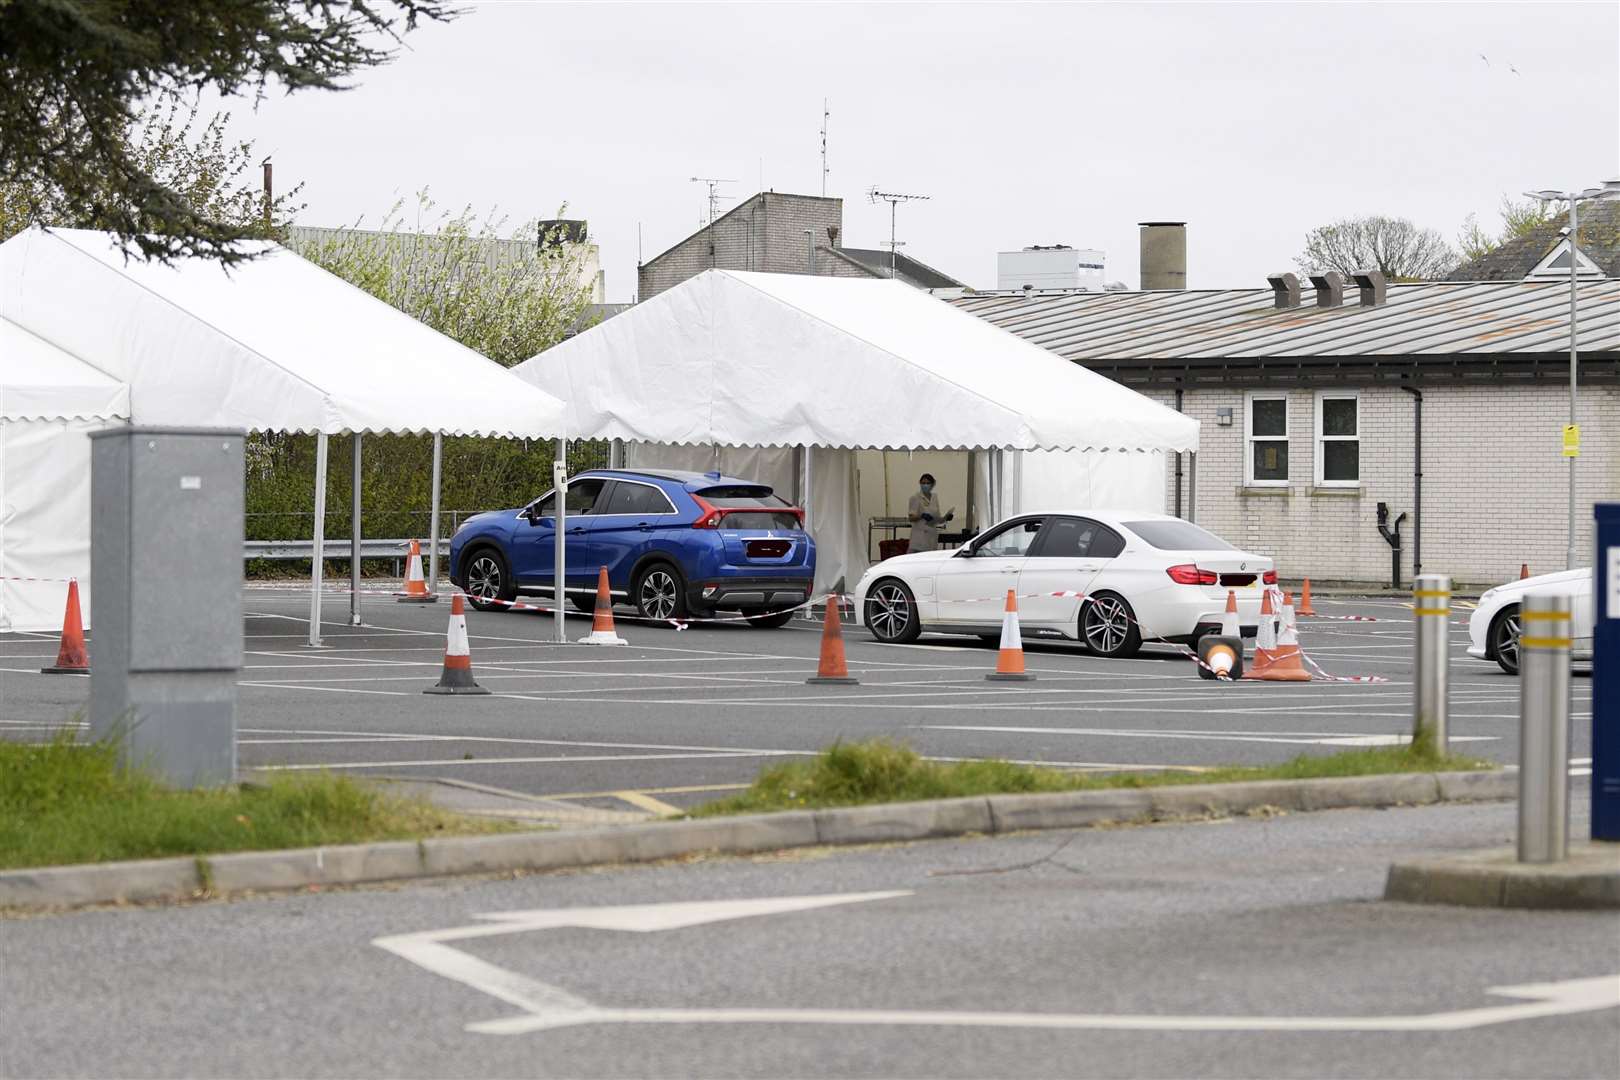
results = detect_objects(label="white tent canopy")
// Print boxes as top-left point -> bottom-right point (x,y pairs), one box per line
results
1,319 -> 130,630
512,269 -> 1199,594
0,228 -> 571,643
516,269 -> 1197,453
0,228 -> 566,438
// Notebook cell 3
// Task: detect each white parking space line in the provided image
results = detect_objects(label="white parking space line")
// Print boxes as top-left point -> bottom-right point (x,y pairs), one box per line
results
920,724 -> 1500,746
238,726 -> 813,757
238,681 -> 411,696
256,750 -> 790,772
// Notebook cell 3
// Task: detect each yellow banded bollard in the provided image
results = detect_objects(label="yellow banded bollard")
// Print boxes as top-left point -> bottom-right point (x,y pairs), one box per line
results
1411,573 -> 1451,756
1518,592 -> 1573,863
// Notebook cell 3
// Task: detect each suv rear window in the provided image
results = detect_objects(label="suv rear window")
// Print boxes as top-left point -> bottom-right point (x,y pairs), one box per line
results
721,512 -> 803,531
695,485 -> 789,507
1124,520 -> 1233,551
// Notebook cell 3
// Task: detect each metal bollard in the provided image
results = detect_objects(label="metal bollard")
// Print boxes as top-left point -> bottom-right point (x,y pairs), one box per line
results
1518,592 -> 1572,863
1412,573 -> 1451,756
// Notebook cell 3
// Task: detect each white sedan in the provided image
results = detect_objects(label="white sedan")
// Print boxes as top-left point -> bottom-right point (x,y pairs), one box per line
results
854,511 -> 1275,657
1466,568 -> 1594,675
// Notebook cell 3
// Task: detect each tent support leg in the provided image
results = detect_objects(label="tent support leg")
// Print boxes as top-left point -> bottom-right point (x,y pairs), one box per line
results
428,433 -> 442,594
307,433 -> 329,648
1187,451 -> 1198,525
350,433 -> 362,627
609,438 -> 624,469
965,450 -> 976,534
554,437 -> 567,644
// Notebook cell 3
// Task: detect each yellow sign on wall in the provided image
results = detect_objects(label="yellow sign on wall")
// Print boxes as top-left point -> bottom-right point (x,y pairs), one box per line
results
1563,424 -> 1581,458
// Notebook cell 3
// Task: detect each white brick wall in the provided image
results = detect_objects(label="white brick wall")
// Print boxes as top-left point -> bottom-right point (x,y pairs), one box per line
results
1160,384 -> 1620,586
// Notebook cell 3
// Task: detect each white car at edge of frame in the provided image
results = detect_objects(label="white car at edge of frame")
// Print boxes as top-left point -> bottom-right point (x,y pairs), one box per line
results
1466,567 -> 1594,676
853,511 -> 1275,658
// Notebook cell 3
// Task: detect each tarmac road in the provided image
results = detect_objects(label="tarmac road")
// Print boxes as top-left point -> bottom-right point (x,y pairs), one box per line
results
2,799 -> 1616,1079
0,586 -> 1595,818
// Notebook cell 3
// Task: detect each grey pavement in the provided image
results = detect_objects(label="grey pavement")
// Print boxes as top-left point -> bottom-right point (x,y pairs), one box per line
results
2,799 -> 1616,1079
0,587 -> 1595,820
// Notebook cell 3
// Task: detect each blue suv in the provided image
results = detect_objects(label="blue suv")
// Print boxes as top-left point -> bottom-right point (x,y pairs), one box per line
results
448,469 -> 816,628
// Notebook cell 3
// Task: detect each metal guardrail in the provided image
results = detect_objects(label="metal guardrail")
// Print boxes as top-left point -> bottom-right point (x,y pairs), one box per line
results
243,538 -> 450,562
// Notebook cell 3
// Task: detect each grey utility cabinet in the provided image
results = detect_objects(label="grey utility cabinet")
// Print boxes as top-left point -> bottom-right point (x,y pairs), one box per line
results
89,426 -> 244,788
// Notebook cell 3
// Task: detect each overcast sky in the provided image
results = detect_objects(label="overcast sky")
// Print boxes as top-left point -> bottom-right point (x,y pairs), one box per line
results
227,1 -> 1618,301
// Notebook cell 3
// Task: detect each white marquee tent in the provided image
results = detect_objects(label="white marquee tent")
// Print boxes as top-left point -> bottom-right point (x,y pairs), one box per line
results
0,228 -> 569,642
0,319 -> 130,631
512,269 -> 1199,593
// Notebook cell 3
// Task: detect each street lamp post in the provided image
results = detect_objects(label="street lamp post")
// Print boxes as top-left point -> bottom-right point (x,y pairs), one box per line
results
1524,182 -> 1619,570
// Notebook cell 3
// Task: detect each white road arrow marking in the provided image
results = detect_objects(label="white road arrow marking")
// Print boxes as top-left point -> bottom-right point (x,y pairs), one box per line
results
372,892 -> 910,1025
373,894 -> 1619,1037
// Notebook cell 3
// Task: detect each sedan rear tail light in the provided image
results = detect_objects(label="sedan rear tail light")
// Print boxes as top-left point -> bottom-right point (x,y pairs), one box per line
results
1166,564 -> 1218,586
1262,569 -> 1278,585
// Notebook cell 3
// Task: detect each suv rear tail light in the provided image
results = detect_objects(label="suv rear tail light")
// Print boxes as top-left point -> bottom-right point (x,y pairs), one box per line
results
691,495 -> 725,528
690,494 -> 806,530
1262,569 -> 1278,585
1166,564 -> 1218,586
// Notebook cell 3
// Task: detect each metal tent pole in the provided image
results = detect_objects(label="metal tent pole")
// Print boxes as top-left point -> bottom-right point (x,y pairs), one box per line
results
350,433 -> 362,627
307,433 -> 329,648
554,438 -> 567,644
428,432 -> 443,594
1187,451 -> 1198,524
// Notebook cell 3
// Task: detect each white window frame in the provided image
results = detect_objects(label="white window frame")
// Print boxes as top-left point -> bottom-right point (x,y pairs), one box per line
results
1314,391 -> 1360,488
1244,391 -> 1290,488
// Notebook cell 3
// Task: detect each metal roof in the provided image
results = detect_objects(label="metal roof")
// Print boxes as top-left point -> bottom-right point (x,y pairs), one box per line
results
952,279 -> 1620,363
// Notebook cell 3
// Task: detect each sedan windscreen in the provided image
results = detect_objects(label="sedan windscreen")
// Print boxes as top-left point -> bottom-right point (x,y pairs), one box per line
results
1124,520 -> 1234,551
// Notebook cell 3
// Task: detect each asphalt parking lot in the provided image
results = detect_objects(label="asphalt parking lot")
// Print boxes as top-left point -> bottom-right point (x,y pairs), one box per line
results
1,585 -> 1593,821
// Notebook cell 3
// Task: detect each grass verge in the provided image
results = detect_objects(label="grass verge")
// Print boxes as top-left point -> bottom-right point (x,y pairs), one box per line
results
690,739 -> 1494,817
0,731 -> 507,871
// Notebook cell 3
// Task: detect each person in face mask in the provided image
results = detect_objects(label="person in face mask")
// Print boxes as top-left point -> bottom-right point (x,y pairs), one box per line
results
907,473 -> 954,553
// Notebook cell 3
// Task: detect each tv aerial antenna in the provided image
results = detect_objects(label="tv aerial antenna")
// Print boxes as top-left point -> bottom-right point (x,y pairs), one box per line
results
867,187 -> 930,278
820,100 -> 830,197
690,177 -> 735,228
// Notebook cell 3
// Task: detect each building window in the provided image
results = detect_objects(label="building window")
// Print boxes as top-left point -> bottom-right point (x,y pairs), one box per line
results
1315,392 -> 1360,486
1245,392 -> 1289,486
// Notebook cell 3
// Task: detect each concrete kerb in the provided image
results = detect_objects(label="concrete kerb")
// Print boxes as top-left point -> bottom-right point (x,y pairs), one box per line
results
0,770 -> 1514,911
1385,843 -> 1620,910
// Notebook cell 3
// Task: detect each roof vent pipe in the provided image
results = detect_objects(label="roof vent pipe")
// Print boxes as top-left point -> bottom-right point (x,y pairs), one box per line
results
1267,272 -> 1301,309
1352,269 -> 1387,307
1309,270 -> 1346,308
1138,222 -> 1187,290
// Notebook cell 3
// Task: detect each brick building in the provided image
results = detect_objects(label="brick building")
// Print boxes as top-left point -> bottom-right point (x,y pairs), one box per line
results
957,274 -> 1620,587
637,191 -> 964,300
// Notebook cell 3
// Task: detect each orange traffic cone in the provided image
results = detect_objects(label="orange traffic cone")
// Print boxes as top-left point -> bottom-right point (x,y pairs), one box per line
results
1520,563 -> 1530,580
1249,590 -> 1312,682
397,539 -> 436,603
986,589 -> 1035,681
1242,588 -> 1278,681
578,566 -> 628,645
1197,590 -> 1244,681
806,595 -> 859,685
1297,578 -> 1317,617
423,593 -> 490,695
41,579 -> 89,675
